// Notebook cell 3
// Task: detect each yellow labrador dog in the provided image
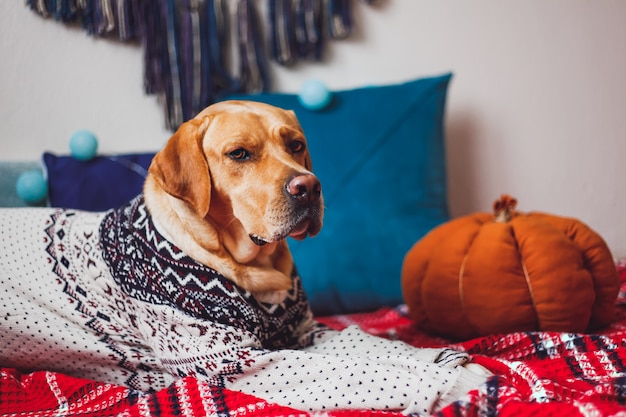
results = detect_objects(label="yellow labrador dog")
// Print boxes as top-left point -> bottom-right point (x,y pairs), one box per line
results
0,101 -> 486,414
144,100 -> 323,303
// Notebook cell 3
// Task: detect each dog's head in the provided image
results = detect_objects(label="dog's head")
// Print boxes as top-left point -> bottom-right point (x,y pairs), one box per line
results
148,100 -> 324,248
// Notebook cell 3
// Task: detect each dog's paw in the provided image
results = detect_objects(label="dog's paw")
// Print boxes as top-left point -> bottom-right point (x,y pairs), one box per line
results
255,290 -> 288,305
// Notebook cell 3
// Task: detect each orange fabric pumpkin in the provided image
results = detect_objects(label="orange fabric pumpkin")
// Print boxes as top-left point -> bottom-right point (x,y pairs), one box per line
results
401,195 -> 620,340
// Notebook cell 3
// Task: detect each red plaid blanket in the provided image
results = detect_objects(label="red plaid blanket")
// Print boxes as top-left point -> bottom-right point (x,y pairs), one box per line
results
2,263 -> 626,417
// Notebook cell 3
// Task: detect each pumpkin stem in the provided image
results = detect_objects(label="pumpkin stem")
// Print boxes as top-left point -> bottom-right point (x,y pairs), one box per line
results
493,195 -> 517,223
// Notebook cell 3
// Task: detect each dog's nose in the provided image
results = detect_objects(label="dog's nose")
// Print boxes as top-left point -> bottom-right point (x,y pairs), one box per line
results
286,174 -> 321,204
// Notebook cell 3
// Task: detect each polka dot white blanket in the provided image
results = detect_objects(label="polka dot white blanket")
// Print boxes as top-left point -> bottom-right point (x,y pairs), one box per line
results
0,197 -> 486,415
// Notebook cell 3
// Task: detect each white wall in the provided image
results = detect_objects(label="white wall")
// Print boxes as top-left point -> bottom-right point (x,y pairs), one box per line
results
2,1 -> 626,258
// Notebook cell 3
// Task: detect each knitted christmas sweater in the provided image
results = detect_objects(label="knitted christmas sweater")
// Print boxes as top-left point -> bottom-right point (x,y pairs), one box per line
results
0,196 -> 486,414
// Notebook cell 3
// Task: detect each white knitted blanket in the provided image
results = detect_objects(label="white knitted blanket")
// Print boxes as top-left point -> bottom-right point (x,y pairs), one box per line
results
0,196 -> 486,414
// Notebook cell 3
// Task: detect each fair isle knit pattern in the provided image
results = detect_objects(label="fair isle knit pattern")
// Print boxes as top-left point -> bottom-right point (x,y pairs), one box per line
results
41,205 -> 174,390
98,196 -> 314,350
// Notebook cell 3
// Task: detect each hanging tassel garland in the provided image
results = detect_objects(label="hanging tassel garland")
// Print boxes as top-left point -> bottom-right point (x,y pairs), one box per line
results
205,0 -> 238,96
162,0 -> 184,129
269,0 -> 296,66
327,0 -> 352,39
298,0 -> 324,61
136,0 -> 165,96
115,0 -> 139,41
178,0 -> 201,122
25,0 -> 371,130
237,0 -> 270,94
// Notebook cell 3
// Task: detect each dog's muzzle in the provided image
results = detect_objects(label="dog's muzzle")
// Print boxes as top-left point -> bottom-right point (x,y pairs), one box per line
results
248,174 -> 323,246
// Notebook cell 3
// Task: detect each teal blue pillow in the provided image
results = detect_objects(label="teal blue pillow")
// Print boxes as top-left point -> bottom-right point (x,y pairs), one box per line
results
230,74 -> 451,315
228,74 -> 452,315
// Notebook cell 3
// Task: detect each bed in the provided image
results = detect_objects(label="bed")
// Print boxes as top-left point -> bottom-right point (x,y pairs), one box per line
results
2,265 -> 626,416
2,75 -> 625,416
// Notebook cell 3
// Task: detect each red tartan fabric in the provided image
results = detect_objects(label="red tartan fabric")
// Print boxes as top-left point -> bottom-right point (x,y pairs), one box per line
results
2,263 -> 626,417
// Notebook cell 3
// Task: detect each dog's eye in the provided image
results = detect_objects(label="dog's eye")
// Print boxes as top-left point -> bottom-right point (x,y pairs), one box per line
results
228,148 -> 251,161
289,141 -> 305,154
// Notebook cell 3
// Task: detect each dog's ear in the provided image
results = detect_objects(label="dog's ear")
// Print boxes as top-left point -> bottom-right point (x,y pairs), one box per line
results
149,117 -> 212,216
